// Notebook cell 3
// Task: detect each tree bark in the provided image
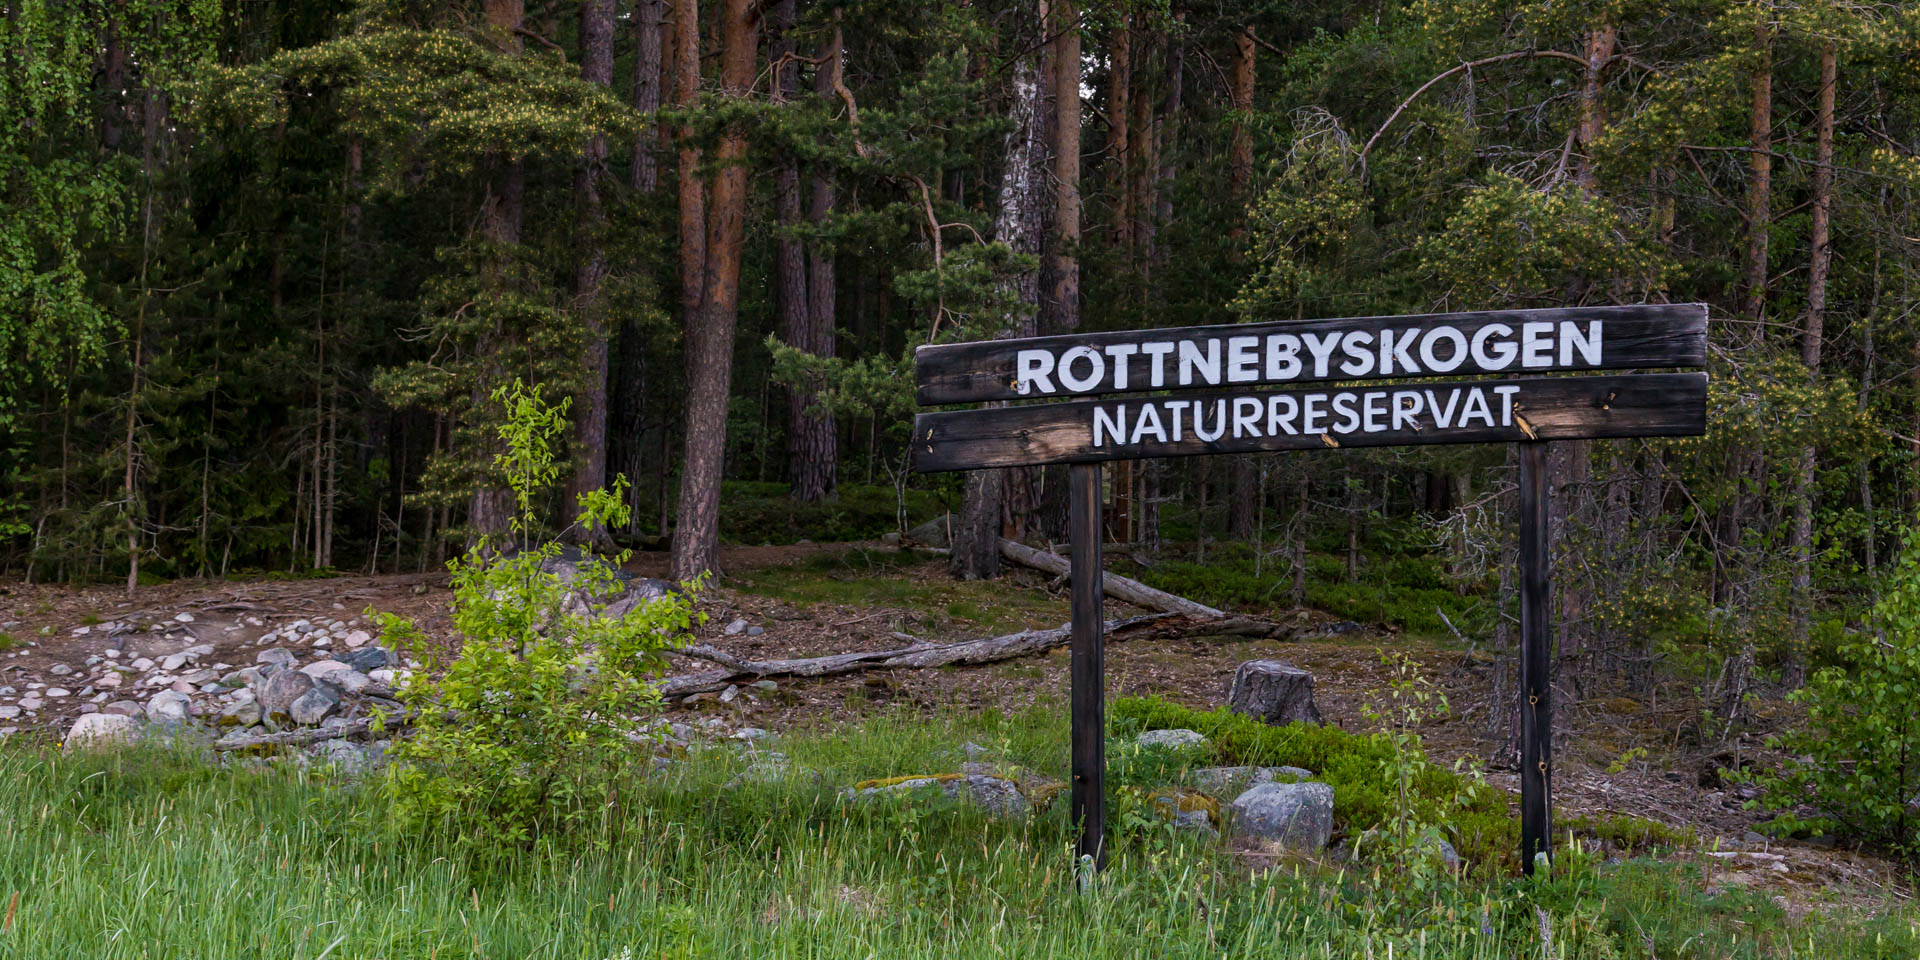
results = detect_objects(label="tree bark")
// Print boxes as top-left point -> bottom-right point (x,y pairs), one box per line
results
951,13 -> 1048,580
1789,39 -> 1836,672
1741,10 -> 1772,328
670,0 -> 756,582
664,0 -> 706,555
1225,25 -> 1257,542
1047,0 -> 1081,334
1109,20 -> 1131,254
631,0 -> 665,192
775,3 -> 838,504
469,0 -> 526,543
1033,0 -> 1082,544
1574,26 -> 1616,191
567,0 -> 617,541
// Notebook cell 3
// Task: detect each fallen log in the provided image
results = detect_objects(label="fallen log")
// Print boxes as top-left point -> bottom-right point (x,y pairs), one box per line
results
659,612 -> 1296,697
997,538 -> 1225,618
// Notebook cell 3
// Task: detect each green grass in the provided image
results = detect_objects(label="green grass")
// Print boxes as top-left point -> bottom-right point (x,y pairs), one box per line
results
0,707 -> 1915,958
0,633 -> 16,652
731,547 -> 1068,635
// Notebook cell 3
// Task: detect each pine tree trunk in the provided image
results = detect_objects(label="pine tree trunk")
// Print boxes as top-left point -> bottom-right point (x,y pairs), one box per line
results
797,15 -> 842,502
1047,0 -> 1081,334
1030,0 -> 1081,544
951,12 -> 1047,579
631,0 -> 665,192
665,0 -> 706,553
1789,40 -> 1836,679
1109,21 -> 1131,254
773,0 -> 837,504
1742,11 -> 1772,328
670,0 -> 755,582
1225,25 -> 1257,542
568,0 -> 616,542
469,0 -> 526,544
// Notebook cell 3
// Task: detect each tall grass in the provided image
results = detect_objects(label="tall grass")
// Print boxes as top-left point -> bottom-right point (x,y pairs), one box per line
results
0,707 -> 1914,958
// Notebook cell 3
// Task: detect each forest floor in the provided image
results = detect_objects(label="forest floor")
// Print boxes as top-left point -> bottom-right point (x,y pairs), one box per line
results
0,541 -> 1910,918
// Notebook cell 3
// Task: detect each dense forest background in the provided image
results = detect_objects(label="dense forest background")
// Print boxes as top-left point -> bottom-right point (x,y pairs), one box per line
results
5,0 -> 1919,712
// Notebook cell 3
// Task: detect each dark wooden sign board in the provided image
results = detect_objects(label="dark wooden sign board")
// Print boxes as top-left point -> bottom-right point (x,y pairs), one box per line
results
911,303 -> 1710,874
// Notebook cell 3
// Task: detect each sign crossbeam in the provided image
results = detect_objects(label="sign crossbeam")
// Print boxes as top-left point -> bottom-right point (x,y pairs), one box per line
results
916,303 -> 1707,406
908,303 -> 1711,878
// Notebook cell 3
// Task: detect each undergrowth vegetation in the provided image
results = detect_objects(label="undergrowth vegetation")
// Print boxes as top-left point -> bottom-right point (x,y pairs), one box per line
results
717,481 -> 945,546
1,709 -> 1916,958
1111,695 -> 1517,870
1125,539 -> 1488,638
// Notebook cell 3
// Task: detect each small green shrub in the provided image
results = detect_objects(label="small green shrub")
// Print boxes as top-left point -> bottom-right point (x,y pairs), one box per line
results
378,381 -> 701,857
1749,529 -> 1920,861
1110,695 -> 1516,870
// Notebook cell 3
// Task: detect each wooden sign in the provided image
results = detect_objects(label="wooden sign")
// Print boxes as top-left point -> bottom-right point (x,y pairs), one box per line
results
907,303 -> 1711,877
916,303 -> 1707,405
914,373 -> 1706,471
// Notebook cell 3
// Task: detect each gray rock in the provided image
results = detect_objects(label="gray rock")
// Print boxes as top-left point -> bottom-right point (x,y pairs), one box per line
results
1191,765 -> 1316,794
256,668 -> 316,718
1154,794 -> 1218,833
221,668 -> 262,688
300,660 -> 353,681
342,630 -> 373,648
749,679 -> 778,693
147,690 -> 193,725
904,514 -> 954,548
220,700 -> 262,728
256,648 -> 298,669
102,700 -> 147,719
1136,728 -> 1209,750
65,713 -> 143,749
306,738 -> 385,776
846,774 -> 1029,819
288,685 -> 341,726
49,663 -> 73,676
1231,781 -> 1335,851
336,647 -> 393,673
747,626 -> 765,637
732,727 -> 769,742
1227,660 -> 1323,726
333,670 -> 374,695
0,706 -> 18,720
724,618 -> 750,636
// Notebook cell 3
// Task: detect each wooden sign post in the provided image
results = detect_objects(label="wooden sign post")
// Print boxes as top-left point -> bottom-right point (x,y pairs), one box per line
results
911,304 -> 1709,875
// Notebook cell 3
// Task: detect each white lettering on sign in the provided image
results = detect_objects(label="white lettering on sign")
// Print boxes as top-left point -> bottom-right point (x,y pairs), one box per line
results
1085,384 -> 1529,449
1008,320 -> 1606,396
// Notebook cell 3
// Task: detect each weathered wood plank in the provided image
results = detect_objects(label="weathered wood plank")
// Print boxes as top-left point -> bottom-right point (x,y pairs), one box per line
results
915,303 -> 1707,404
912,372 -> 1707,472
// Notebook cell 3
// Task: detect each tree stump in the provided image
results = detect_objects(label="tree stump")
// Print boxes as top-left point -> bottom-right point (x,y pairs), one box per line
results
1227,660 -> 1322,725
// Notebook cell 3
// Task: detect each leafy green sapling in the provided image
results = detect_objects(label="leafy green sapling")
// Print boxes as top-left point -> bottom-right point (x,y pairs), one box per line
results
375,380 -> 702,853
